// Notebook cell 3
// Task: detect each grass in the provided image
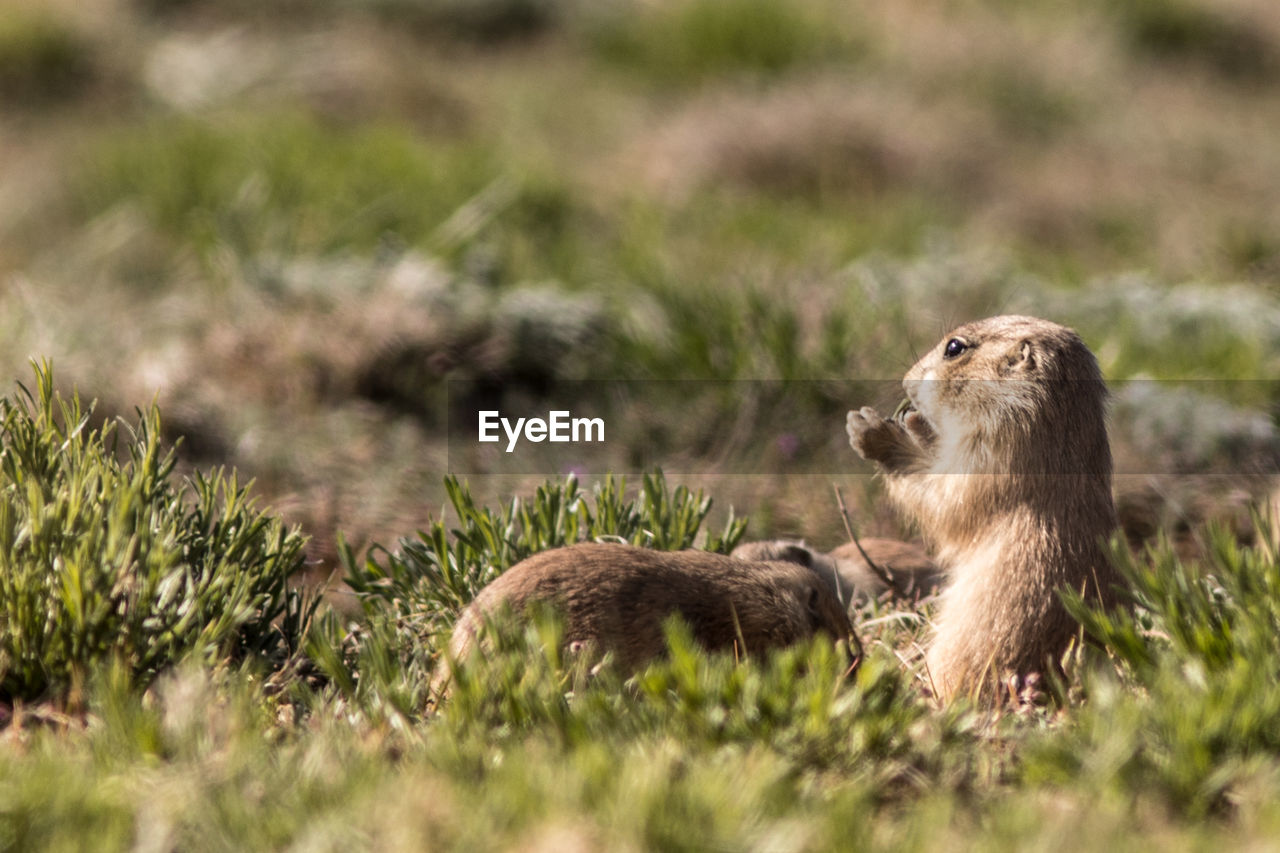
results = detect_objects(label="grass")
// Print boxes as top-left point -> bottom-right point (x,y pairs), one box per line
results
6,465 -> 1280,847
586,0 -> 864,85
1042,519 -> 1280,816
76,115 -> 520,275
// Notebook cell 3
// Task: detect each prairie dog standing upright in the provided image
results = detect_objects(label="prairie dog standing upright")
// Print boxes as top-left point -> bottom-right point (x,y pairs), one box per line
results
846,315 -> 1120,701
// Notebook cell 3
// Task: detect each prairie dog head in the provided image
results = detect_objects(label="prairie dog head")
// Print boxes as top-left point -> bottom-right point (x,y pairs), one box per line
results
732,539 -> 846,608
770,560 -> 859,651
902,315 -> 1109,476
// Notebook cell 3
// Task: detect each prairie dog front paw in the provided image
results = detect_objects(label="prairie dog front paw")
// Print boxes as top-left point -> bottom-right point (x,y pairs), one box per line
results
847,407 -> 925,470
901,410 -> 936,448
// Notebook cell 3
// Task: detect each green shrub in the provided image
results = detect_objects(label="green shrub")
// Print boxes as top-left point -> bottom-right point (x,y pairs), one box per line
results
345,470 -> 746,629
1042,515 -> 1280,814
1067,517 -> 1280,682
0,363 -> 312,702
0,652 -> 981,853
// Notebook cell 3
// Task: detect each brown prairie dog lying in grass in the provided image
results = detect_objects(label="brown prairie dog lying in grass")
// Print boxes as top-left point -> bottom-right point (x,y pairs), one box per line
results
432,542 -> 859,699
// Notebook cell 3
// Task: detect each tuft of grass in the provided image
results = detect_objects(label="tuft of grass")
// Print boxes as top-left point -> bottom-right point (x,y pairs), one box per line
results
0,362 -> 313,703
78,114 -> 488,261
1046,514 -> 1280,815
436,610 -> 935,765
980,68 -> 1083,141
586,0 -> 862,85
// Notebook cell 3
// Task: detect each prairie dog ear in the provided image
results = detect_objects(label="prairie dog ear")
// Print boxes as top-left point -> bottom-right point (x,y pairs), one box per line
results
1000,339 -> 1036,376
781,544 -> 814,568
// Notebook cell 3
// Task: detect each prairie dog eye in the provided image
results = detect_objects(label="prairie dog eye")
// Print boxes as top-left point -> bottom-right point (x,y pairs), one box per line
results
943,338 -> 969,359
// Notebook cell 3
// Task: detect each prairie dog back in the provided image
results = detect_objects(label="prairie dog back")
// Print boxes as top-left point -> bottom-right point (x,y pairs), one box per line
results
434,543 -> 857,698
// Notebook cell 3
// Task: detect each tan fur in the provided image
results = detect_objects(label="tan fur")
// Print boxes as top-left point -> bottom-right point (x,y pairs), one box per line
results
434,543 -> 857,698
846,315 -> 1120,702
731,539 -> 943,609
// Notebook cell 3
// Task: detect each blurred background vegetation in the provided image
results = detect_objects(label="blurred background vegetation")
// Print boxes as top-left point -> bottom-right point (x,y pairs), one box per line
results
5,1 -> 1280,849
3,0 -> 1280,575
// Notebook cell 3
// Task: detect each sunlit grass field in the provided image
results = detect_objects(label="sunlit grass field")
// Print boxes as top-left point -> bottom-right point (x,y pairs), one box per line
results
4,0 -> 1280,847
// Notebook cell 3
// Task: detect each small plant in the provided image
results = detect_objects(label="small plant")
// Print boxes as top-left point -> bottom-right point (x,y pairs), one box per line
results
0,363 -> 312,702
1066,516 -> 1280,690
1047,514 -> 1280,814
344,470 -> 746,632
